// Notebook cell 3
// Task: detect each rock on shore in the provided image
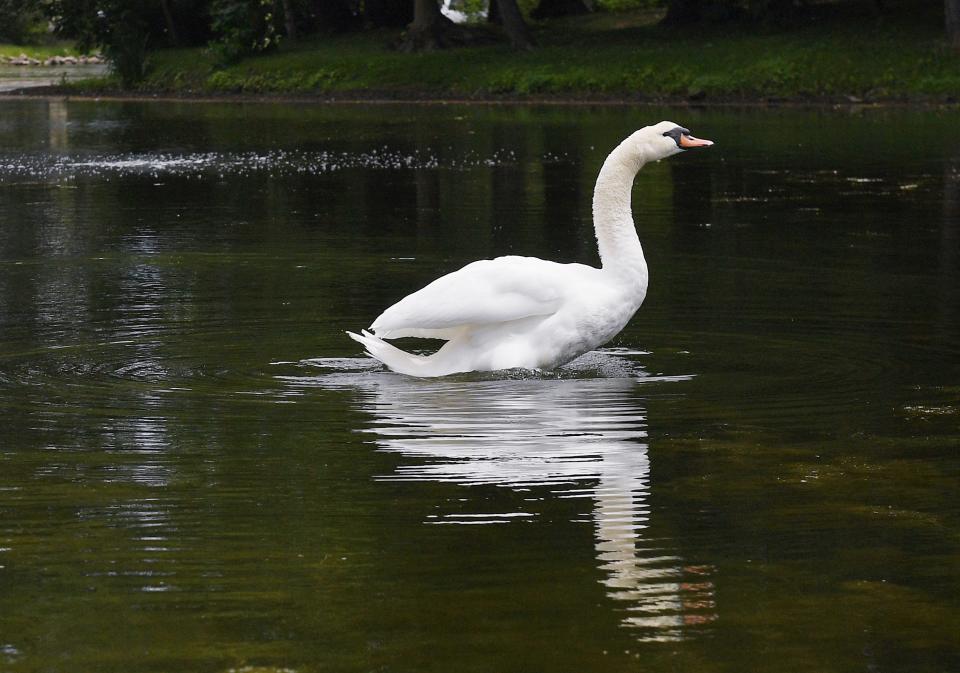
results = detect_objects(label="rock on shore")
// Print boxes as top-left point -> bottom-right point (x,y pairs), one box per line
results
1,53 -> 105,66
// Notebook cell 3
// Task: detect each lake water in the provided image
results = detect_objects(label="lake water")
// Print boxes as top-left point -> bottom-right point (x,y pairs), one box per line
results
0,98 -> 957,672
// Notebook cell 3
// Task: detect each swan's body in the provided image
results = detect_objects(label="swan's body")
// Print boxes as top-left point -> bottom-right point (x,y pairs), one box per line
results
348,121 -> 712,377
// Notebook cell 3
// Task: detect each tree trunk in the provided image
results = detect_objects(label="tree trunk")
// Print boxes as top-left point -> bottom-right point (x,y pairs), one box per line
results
159,0 -> 179,45
400,0 -> 450,50
941,158 -> 959,321
399,0 -> 484,51
410,0 -> 443,30
281,0 -> 298,39
948,0 -> 960,50
493,0 -> 534,50
487,0 -> 501,24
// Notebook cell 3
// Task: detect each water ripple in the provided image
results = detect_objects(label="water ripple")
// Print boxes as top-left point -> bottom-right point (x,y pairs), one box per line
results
284,364 -> 715,642
0,147 -> 526,180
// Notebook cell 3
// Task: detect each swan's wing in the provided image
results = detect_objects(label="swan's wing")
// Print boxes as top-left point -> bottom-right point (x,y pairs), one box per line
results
370,256 -> 587,339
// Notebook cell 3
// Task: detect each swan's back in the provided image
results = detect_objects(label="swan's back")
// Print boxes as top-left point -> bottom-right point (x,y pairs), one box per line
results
348,121 -> 713,376
370,256 -> 598,340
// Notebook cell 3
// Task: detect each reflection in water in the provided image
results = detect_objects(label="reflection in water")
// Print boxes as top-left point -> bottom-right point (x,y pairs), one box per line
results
48,99 -> 68,150
1,99 -> 957,670
294,357 -> 715,641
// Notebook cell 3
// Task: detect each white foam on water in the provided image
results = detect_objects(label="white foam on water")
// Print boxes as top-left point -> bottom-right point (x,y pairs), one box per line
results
0,146 -> 542,180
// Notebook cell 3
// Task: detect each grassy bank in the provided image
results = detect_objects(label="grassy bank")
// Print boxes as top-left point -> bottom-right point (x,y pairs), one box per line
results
35,4 -> 960,103
0,42 -> 84,60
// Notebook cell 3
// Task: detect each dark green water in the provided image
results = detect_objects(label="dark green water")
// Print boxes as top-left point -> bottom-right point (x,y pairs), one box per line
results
0,99 -> 957,673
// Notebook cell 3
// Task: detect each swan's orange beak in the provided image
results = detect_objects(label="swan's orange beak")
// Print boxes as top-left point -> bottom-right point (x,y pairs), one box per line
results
679,134 -> 714,149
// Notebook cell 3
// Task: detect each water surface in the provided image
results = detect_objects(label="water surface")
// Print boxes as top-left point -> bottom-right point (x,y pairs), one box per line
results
0,99 -> 958,672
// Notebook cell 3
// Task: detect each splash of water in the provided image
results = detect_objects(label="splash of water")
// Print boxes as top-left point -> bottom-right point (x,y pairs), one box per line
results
0,147 -> 545,181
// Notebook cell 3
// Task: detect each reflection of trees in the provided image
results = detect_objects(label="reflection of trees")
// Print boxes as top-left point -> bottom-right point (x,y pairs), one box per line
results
941,156 -> 959,337
541,122 -> 592,264
487,122 -> 530,254
670,156 -> 713,229
4,97 -> 960,669
47,99 -> 68,150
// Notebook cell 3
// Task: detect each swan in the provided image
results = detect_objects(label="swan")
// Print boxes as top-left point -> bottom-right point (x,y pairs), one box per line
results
347,121 -> 713,377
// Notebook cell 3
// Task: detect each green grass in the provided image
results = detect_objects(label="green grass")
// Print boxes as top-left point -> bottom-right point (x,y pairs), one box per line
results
0,41 -> 86,59
52,3 -> 960,103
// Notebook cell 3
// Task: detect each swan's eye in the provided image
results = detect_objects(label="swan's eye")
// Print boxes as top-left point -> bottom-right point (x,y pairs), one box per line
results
663,127 -> 690,147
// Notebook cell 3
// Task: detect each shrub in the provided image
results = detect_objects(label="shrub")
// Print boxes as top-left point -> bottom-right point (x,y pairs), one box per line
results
46,0 -> 152,87
210,0 -> 280,64
0,0 -> 48,44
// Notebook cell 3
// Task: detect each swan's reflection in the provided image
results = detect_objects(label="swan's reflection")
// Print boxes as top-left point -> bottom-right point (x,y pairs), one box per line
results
295,355 -> 715,641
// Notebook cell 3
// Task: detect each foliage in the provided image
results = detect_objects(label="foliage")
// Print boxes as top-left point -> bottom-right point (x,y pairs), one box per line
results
210,0 -> 280,64
7,0 -> 954,96
98,3 -> 151,86
445,0 -> 488,23
46,0 -> 153,86
0,0 -> 47,43
42,0 -> 275,83
65,4 -> 953,103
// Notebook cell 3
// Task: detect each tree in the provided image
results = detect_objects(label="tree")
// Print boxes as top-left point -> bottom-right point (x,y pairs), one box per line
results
398,0 -> 485,51
492,0 -> 534,50
399,0 -> 530,51
398,0 -> 456,50
159,0 -> 180,45
210,0 -> 281,63
281,0 -> 297,39
948,0 -> 960,49
487,0 -> 500,24
47,0 -> 153,86
46,0 -> 213,84
0,0 -> 47,43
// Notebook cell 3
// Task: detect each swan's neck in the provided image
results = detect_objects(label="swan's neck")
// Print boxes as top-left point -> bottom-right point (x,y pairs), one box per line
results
592,139 -> 649,281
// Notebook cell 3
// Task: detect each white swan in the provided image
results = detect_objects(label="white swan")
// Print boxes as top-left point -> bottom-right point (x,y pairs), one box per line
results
347,121 -> 713,377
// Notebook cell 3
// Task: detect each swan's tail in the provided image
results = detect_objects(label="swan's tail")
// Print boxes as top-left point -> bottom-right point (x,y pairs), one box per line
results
346,330 -> 433,377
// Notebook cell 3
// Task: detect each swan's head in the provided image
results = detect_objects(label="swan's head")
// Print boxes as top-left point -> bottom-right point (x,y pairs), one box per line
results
633,121 -> 714,162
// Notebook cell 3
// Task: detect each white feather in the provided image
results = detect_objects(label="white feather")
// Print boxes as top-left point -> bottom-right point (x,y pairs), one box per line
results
347,121 -> 708,377
370,257 -> 569,338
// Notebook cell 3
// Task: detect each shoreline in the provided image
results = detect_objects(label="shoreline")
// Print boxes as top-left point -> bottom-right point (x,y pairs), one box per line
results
3,86 -> 958,109
3,5 -> 958,111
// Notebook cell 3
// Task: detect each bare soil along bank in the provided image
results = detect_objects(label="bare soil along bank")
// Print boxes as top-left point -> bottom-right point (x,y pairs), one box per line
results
5,87 -> 959,108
